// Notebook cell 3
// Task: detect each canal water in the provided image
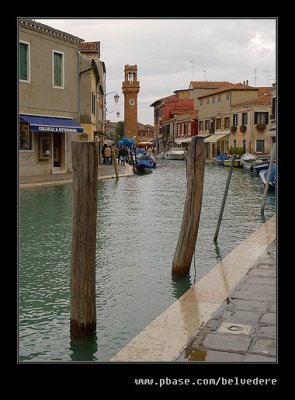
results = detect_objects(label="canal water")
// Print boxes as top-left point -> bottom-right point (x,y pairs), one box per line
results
19,161 -> 275,362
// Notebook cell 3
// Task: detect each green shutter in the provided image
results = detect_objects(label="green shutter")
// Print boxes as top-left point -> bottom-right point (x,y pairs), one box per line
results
19,43 -> 27,80
54,52 -> 62,86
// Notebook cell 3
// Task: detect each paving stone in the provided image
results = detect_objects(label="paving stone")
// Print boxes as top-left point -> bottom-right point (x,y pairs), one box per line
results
245,276 -> 276,286
203,333 -> 252,352
256,263 -> 276,269
239,284 -> 275,293
250,338 -> 276,357
257,325 -> 276,338
243,354 -> 276,362
248,269 -> 276,277
204,319 -> 221,331
211,302 -> 227,319
232,290 -> 275,302
223,310 -> 261,324
230,299 -> 269,312
188,349 -> 244,362
260,312 -> 276,325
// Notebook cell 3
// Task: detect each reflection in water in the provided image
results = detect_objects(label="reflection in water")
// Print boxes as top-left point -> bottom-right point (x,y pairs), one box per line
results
214,242 -> 224,262
20,161 -> 275,362
171,275 -> 192,299
70,334 -> 98,361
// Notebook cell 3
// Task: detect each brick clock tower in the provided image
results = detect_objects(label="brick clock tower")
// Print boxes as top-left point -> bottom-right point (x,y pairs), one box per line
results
122,64 -> 140,139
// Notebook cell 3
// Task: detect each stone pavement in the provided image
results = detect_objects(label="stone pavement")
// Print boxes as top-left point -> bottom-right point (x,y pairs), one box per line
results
19,163 -> 134,188
111,216 -> 275,362
177,239 -> 276,362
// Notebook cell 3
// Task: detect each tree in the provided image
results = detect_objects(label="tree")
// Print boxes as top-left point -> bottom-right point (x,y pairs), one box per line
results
115,121 -> 124,141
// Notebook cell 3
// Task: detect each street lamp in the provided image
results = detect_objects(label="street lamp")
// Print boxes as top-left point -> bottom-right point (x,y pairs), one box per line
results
106,91 -> 120,104
106,109 -> 120,118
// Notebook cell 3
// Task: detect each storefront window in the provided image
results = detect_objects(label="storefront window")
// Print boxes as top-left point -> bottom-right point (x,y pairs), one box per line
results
19,123 -> 32,150
39,136 -> 51,160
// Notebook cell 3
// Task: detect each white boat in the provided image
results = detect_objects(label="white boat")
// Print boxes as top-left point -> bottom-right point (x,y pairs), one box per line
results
165,147 -> 186,160
240,153 -> 257,171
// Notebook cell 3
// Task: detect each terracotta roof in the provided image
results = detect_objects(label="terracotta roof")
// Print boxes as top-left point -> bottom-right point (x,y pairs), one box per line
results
79,41 -> 100,52
232,94 -> 271,108
150,94 -> 177,107
190,81 -> 232,89
256,87 -> 272,96
198,83 -> 258,98
175,111 -> 198,121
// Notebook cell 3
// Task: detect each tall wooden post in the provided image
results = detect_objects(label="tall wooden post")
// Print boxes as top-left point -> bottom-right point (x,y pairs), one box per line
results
214,154 -> 236,242
261,143 -> 276,214
111,145 -> 119,180
172,136 -> 205,277
70,141 -> 98,336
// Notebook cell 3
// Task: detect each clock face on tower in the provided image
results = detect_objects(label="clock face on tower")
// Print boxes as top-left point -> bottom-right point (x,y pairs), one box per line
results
129,98 -> 135,106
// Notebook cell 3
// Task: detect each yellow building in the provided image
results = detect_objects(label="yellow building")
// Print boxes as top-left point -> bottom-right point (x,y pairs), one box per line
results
198,83 -> 271,158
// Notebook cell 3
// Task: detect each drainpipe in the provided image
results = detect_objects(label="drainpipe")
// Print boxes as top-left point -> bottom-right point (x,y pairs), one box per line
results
77,50 -> 81,123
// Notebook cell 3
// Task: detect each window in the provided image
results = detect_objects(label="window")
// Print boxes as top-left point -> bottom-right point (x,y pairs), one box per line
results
205,120 -> 209,130
243,139 -> 246,151
271,97 -> 276,118
256,140 -> 265,152
216,118 -> 221,130
233,114 -> 238,126
52,50 -> 64,88
218,94 -> 221,102
254,112 -> 269,124
19,41 -> 30,82
224,117 -> 230,129
226,92 -> 230,100
242,112 -> 248,125
199,121 -> 203,131
92,92 -> 96,115
19,123 -> 32,150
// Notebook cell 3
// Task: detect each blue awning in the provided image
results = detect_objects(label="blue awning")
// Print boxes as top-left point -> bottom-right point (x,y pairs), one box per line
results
20,114 -> 83,133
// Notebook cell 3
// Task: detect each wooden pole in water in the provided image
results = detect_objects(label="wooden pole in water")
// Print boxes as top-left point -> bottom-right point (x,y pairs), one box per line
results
171,136 -> 205,277
261,143 -> 276,215
70,141 -> 98,336
213,154 -> 236,242
111,145 -> 119,180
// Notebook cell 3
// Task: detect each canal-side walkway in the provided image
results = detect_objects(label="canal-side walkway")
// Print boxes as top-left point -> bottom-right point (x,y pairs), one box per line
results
178,238 -> 276,362
111,216 -> 276,362
19,163 -> 134,188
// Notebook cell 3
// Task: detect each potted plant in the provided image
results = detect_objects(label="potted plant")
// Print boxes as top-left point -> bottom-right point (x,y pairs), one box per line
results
230,125 -> 237,133
239,124 -> 247,133
256,123 -> 266,132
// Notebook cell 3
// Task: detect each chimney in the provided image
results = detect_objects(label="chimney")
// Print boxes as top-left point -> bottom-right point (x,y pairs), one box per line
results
246,80 -> 248,85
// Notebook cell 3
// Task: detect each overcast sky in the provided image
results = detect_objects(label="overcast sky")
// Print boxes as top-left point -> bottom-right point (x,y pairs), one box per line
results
35,18 -> 276,125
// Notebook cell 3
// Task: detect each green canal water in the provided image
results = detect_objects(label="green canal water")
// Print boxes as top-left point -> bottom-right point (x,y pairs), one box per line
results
19,161 -> 276,362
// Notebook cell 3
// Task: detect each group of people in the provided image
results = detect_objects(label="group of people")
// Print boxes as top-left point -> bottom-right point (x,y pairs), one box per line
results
101,144 -> 129,166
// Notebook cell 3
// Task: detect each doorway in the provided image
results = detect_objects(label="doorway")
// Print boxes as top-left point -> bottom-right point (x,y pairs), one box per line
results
52,133 -> 66,173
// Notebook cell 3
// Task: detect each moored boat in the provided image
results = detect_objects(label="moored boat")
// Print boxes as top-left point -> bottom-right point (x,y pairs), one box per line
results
223,158 -> 241,167
259,164 -> 276,190
165,147 -> 186,160
240,153 -> 256,171
135,155 -> 156,174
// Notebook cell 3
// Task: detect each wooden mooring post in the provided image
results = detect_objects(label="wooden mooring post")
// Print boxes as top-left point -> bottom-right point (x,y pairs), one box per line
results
111,145 -> 119,180
214,154 -> 236,242
171,136 -> 205,277
261,143 -> 276,215
70,141 -> 98,336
